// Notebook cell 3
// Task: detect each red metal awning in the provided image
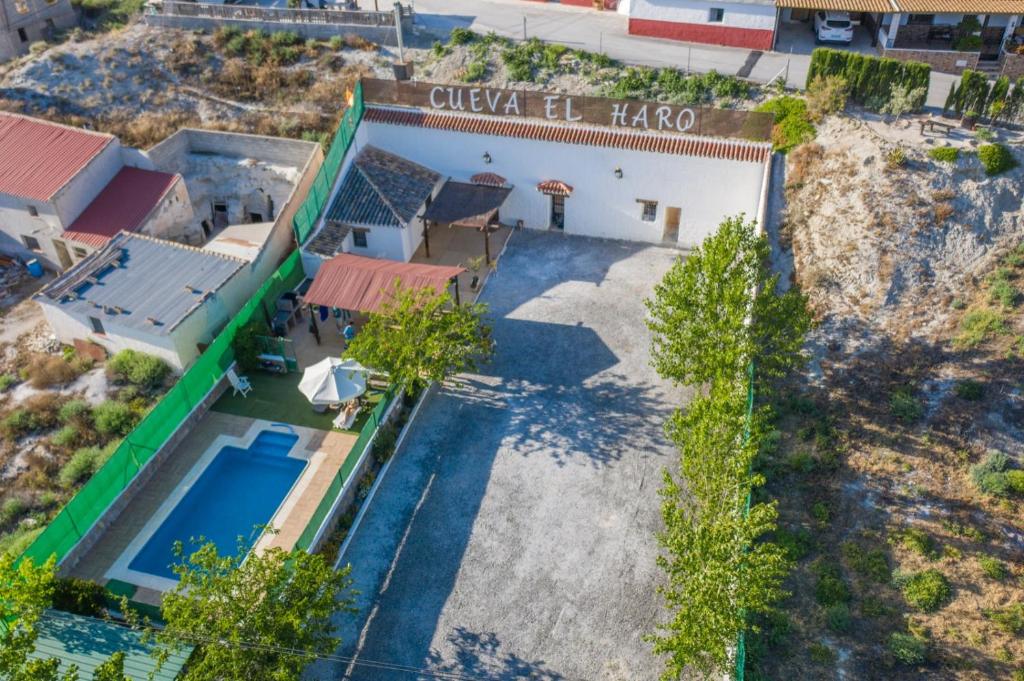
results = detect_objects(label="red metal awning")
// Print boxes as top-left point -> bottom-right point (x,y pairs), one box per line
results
470,172 -> 507,187
304,253 -> 465,313
537,180 -> 573,197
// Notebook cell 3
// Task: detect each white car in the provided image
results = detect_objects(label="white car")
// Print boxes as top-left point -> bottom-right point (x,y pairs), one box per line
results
814,11 -> 854,44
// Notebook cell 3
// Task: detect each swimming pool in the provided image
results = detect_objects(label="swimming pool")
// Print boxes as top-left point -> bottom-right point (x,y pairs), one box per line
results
128,429 -> 304,581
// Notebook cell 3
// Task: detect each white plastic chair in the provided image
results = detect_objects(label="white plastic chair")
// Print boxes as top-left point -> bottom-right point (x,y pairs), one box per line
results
227,368 -> 252,397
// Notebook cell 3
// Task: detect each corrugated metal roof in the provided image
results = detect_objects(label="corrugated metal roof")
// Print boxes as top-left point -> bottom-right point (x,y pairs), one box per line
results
363,107 -> 773,164
37,232 -> 246,335
0,113 -> 114,202
63,167 -> 180,248
324,145 -> 440,228
776,0 -> 895,10
304,253 -> 464,313
892,0 -> 1020,12
31,610 -> 192,681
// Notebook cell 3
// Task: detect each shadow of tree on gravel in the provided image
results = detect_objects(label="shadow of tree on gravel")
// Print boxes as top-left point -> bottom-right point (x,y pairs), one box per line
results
423,627 -> 566,681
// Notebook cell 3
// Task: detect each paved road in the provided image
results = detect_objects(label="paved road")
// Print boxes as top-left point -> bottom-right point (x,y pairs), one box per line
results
400,0 -> 956,107
320,231 -> 689,681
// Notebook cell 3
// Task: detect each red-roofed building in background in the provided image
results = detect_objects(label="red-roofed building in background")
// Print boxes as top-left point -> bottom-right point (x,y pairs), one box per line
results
0,112 -> 194,271
62,168 -> 186,249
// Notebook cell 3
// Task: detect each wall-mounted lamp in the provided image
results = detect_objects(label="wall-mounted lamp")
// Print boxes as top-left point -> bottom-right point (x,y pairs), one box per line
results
614,167 -> 623,179
483,152 -> 492,164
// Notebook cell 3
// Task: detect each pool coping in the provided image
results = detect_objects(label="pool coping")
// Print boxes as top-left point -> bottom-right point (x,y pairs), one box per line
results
105,420 -> 316,593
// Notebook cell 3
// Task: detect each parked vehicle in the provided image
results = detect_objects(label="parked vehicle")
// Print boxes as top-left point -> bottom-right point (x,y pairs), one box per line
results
814,11 -> 854,44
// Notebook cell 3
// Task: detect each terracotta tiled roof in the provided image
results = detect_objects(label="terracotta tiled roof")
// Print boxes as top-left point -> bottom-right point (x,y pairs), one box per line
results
537,180 -> 574,196
892,0 -> 1019,12
0,113 -> 114,202
63,167 -> 180,248
775,0 -> 895,11
470,172 -> 508,187
364,107 -> 772,164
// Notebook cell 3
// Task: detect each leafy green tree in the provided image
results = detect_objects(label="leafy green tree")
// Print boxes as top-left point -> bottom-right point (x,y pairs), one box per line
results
646,215 -> 810,395
0,554 -> 79,681
93,652 -> 129,681
649,388 -> 790,679
158,540 -> 358,681
344,282 -> 494,394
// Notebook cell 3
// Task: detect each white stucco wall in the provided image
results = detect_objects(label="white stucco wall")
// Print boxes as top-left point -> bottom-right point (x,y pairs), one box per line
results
630,0 -> 777,30
137,177 -> 195,243
356,120 -> 767,249
51,141 -> 124,228
0,194 -> 63,268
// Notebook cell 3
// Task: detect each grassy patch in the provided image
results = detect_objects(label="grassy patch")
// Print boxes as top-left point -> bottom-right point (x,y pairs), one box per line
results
928,146 -> 959,163
978,556 -> 1008,580
889,631 -> 928,665
955,308 -> 1007,348
985,603 -> 1024,634
211,371 -> 385,432
889,385 -> 923,422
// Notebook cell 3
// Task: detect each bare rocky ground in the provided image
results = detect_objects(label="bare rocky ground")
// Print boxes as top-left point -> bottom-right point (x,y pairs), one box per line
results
755,114 -> 1024,680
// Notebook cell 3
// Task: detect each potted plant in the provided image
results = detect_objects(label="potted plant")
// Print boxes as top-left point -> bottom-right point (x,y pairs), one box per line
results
962,109 -> 978,130
466,255 -> 487,291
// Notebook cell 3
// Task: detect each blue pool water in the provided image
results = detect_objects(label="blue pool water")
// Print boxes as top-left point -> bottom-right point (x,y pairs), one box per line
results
128,430 -> 304,581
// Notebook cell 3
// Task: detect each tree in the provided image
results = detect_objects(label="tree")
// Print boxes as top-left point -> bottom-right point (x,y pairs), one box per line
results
344,282 -> 494,394
881,84 -> 928,121
158,540 -> 358,681
93,653 -> 129,681
645,215 -> 810,394
0,554 -> 80,681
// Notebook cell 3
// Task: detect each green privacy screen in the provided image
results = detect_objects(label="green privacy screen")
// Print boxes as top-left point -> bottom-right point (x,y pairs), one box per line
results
294,384 -> 397,552
21,252 -> 307,566
292,81 -> 365,246
23,84 -> 368,566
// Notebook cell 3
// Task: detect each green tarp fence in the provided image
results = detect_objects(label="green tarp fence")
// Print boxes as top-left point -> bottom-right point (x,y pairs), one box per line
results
21,252 -> 307,566
294,384 -> 398,551
292,81 -> 365,246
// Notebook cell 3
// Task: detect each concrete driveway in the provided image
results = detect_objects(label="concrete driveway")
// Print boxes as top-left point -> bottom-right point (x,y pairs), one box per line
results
323,230 -> 688,680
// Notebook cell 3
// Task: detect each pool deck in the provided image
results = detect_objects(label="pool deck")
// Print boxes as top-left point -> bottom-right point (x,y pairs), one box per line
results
67,411 -> 357,601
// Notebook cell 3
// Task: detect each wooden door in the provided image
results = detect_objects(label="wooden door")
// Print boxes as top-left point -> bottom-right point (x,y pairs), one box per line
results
53,239 -> 73,270
663,207 -> 681,243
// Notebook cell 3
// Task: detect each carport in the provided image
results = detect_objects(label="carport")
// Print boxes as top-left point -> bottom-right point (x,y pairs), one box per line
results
774,0 -> 895,52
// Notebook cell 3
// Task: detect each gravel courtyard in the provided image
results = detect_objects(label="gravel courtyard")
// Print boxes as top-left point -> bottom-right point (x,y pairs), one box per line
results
325,230 -> 688,681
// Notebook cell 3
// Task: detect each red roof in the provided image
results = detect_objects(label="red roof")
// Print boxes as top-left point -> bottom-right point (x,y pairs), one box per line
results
63,167 -> 180,248
0,113 -> 114,202
304,253 -> 465,313
537,180 -> 573,196
470,172 -> 507,187
364,107 -> 772,163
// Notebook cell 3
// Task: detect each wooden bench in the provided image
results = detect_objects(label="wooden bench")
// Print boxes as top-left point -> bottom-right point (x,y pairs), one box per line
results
919,118 -> 956,135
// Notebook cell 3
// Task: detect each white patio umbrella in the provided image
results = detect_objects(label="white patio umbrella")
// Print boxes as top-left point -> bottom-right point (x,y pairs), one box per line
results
298,357 -> 368,405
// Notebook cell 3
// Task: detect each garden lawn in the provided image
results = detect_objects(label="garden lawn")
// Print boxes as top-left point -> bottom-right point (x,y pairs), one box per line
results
210,371 -> 383,433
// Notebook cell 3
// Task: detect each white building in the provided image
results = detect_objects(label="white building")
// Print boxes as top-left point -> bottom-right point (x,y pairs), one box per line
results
627,0 -> 777,50
300,79 -> 773,272
36,232 -> 253,371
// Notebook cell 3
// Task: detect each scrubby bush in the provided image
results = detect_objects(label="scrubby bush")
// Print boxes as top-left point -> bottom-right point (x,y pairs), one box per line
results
806,48 -> 929,112
26,354 -> 78,388
462,60 -> 487,82
886,146 -> 907,170
806,75 -> 848,122
92,401 -> 138,438
58,446 -> 103,487
826,603 -> 851,633
1006,469 -> 1024,495
901,569 -> 951,612
815,564 -> 851,607
954,379 -> 985,400
51,425 -> 79,449
979,556 -> 1008,580
842,541 -> 890,583
978,143 -> 1017,176
889,632 -> 928,665
0,497 -> 27,527
896,527 -> 938,559
889,385 -> 922,422
955,308 -> 1007,347
58,399 -> 92,425
757,96 -> 815,153
988,268 -> 1019,308
928,146 -> 959,163
449,27 -> 476,45
1,409 -> 39,440
0,374 -> 15,392
106,349 -> 170,388
775,526 -> 815,561
971,450 -> 1012,496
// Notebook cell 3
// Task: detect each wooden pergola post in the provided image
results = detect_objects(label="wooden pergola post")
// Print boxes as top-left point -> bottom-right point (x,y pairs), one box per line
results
483,223 -> 491,265
452,275 -> 461,306
423,219 -> 431,258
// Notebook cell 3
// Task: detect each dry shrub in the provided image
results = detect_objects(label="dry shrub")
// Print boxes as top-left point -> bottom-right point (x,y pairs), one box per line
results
806,75 -> 848,123
931,188 -> 956,202
253,63 -> 286,93
109,110 -> 201,148
308,78 -> 350,109
166,35 -> 206,75
26,355 -> 78,389
934,201 -> 955,224
343,33 -> 378,51
787,142 -> 825,189
22,393 -> 65,430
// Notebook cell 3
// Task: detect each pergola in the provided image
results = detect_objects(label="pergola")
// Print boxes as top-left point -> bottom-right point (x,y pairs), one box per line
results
420,180 -> 513,265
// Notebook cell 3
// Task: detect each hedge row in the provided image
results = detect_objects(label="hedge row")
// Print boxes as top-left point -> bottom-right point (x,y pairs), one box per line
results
806,48 -> 930,110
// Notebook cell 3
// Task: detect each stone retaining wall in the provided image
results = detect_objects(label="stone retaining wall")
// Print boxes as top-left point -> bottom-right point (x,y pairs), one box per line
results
880,46 -> 979,74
